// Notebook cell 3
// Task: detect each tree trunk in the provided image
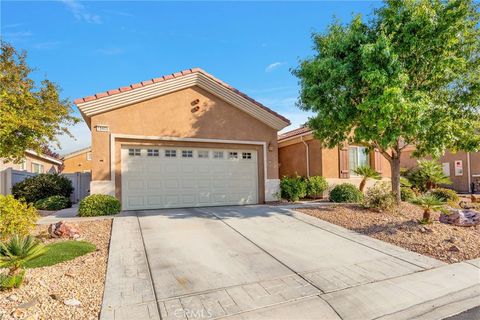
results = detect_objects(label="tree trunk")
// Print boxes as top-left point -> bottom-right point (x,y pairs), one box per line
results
359,178 -> 367,192
391,156 -> 401,204
423,209 -> 431,222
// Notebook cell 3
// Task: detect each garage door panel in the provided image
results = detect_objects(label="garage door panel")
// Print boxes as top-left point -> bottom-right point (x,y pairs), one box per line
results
122,147 -> 258,210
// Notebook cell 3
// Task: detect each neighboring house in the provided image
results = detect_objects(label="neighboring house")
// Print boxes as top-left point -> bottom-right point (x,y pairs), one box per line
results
62,147 -> 93,173
278,127 -> 391,188
0,150 -> 62,174
400,146 -> 480,193
74,68 -> 290,210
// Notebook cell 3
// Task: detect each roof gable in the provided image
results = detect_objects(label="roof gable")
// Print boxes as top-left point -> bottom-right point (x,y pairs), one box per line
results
75,68 -> 290,130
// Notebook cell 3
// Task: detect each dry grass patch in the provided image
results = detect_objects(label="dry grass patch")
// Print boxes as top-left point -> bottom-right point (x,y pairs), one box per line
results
298,202 -> 480,263
0,220 -> 112,320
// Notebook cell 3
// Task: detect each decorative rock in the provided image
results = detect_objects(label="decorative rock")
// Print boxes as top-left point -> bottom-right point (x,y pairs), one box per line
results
48,221 -> 80,239
440,209 -> 480,227
448,245 -> 460,252
49,293 -> 59,300
63,298 -> 81,307
16,298 -> 38,309
7,294 -> 19,301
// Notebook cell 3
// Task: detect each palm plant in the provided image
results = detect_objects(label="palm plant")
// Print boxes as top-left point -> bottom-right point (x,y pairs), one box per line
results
354,165 -> 381,192
0,235 -> 46,276
410,194 -> 446,223
407,160 -> 452,191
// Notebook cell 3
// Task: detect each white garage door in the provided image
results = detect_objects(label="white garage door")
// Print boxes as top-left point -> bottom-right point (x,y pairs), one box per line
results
121,146 -> 258,210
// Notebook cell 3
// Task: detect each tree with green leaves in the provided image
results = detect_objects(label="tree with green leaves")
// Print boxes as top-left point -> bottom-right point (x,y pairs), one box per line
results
293,0 -> 480,203
0,41 -> 78,162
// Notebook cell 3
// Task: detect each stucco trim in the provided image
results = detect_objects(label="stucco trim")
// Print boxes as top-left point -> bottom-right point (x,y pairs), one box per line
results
109,134 -> 272,200
77,73 -> 289,130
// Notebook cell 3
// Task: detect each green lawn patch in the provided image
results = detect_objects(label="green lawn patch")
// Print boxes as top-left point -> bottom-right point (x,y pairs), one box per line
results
25,240 -> 96,268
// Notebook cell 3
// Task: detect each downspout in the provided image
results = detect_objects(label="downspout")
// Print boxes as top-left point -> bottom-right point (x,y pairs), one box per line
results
467,152 -> 471,193
301,136 -> 310,177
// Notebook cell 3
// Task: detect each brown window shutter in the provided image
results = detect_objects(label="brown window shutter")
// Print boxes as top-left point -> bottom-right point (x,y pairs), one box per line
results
339,145 -> 350,178
374,149 -> 382,173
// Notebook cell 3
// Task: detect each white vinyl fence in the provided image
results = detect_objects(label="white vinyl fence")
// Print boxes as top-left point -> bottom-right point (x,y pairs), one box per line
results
0,168 -> 91,203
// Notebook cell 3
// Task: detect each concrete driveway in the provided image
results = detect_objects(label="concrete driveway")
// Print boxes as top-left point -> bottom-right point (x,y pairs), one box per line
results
101,206 -> 480,320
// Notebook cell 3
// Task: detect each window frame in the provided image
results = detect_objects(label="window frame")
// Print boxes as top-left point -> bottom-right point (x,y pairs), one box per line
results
197,150 -> 209,159
242,152 -> 252,160
228,151 -> 239,159
182,150 -> 194,158
213,151 -> 224,159
165,149 -> 177,158
147,149 -> 160,157
128,148 -> 141,156
348,146 -> 369,175
86,152 -> 92,161
31,162 -> 44,174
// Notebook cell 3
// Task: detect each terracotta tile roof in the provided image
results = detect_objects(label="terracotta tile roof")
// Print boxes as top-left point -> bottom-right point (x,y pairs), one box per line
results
278,126 -> 312,141
74,68 -> 290,124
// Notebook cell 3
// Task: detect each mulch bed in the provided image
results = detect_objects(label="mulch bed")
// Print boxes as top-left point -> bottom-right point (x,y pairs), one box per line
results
0,220 -> 112,320
298,202 -> 480,264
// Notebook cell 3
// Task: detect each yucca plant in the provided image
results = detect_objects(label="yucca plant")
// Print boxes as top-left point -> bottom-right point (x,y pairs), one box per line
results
354,166 -> 381,192
410,194 -> 446,223
0,235 -> 46,276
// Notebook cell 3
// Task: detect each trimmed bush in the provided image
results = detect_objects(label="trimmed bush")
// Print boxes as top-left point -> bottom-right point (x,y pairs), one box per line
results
35,195 -> 71,211
280,176 -> 307,202
305,176 -> 328,199
400,187 -> 416,202
430,188 -> 459,203
0,195 -> 38,240
78,194 -> 121,217
364,182 -> 396,211
12,174 -> 73,204
329,183 -> 363,203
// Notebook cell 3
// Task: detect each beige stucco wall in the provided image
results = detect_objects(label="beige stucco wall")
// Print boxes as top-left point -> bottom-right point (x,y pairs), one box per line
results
62,151 -> 92,173
278,135 -> 391,179
0,154 -> 59,173
400,149 -> 480,193
89,85 -> 280,202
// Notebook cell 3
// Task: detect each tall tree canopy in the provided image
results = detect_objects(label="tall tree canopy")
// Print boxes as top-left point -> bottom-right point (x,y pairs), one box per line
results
0,42 -> 78,162
293,0 -> 480,202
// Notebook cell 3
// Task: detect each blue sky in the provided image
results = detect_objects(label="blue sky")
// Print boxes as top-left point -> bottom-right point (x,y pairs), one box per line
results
2,0 -> 382,154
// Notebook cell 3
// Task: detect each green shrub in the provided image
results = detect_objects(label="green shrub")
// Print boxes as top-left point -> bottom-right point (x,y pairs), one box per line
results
305,176 -> 328,198
400,187 -> 416,202
404,160 -> 452,191
0,195 -> 38,240
0,271 -> 25,289
78,194 -> 121,217
12,174 -> 73,204
35,195 -> 71,211
329,183 -> 364,203
430,188 -> 459,203
364,182 -> 396,211
280,176 -> 307,202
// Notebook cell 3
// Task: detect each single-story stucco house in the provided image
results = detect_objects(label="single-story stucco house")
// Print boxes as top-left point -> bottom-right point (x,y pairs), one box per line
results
62,147 -> 92,173
74,68 -> 290,210
278,127 -> 392,187
400,146 -> 480,193
0,150 -> 62,174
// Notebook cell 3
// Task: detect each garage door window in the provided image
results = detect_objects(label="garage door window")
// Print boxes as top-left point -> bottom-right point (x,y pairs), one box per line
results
165,150 -> 176,157
147,149 -> 159,157
182,150 -> 193,158
213,151 -> 224,159
128,148 -> 141,156
198,150 -> 209,158
242,152 -> 252,159
228,152 -> 238,159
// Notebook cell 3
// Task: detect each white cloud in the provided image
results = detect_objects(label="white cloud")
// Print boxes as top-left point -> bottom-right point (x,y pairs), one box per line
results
32,41 -> 62,50
60,0 -> 101,24
94,47 -> 124,55
278,111 -> 315,133
53,121 -> 91,155
265,62 -> 286,72
3,31 -> 33,41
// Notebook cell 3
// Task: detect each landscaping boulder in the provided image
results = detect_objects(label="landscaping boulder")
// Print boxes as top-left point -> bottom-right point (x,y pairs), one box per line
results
48,221 -> 80,239
440,209 -> 480,227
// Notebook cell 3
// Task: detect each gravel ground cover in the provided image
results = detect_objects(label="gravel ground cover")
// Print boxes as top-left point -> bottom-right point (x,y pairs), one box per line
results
298,202 -> 480,263
0,219 -> 112,320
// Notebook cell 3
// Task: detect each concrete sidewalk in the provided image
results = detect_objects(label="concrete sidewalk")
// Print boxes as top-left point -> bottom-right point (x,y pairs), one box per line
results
101,206 -> 480,320
37,204 -> 115,225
